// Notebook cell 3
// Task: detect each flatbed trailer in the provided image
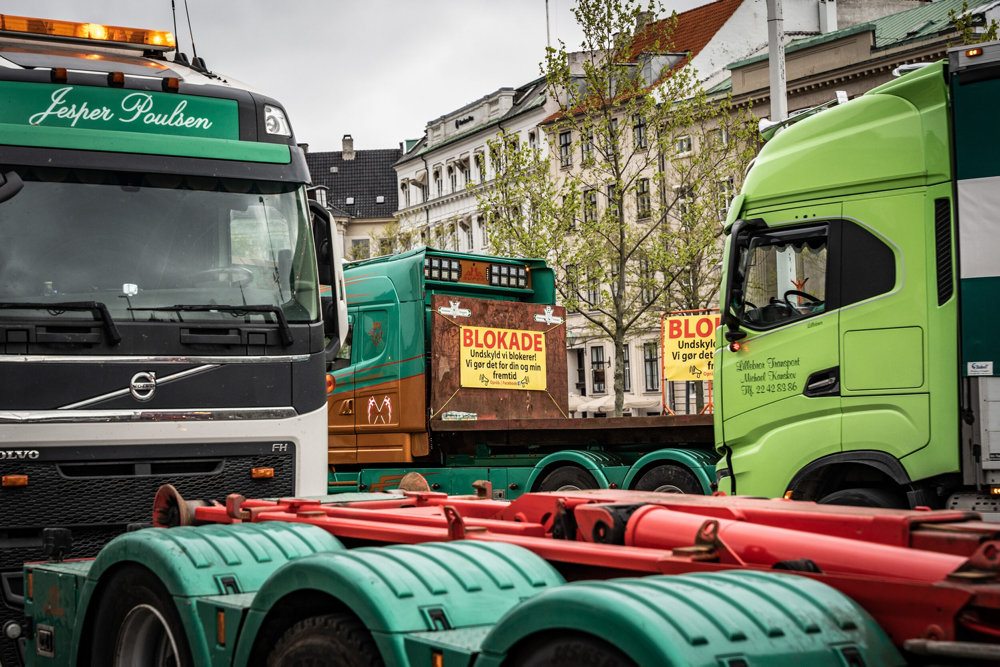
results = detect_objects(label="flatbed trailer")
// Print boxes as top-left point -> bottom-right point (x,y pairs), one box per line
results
327,248 -> 716,500
344,413 -> 716,497
11,485 -> 1000,665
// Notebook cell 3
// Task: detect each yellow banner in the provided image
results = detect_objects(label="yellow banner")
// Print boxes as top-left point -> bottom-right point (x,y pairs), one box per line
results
662,314 -> 720,381
460,326 -> 547,390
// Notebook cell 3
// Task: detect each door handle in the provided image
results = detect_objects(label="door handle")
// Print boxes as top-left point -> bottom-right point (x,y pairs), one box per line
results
804,367 -> 840,397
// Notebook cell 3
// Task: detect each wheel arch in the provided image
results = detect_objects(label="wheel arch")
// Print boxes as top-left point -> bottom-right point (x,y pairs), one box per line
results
621,448 -> 718,494
525,450 -> 619,491
785,450 -> 911,500
78,522 -> 341,666
234,541 -> 565,667
474,570 -> 901,667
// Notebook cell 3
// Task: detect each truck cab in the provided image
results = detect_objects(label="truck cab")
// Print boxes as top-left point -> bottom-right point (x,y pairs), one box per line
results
716,46 -> 1000,513
326,248 -> 557,468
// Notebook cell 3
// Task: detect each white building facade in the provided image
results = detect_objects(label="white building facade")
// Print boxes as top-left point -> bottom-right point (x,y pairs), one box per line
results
393,78 -> 554,254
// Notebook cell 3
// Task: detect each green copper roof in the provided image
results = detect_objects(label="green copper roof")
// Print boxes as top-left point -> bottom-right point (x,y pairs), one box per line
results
728,0 -> 967,70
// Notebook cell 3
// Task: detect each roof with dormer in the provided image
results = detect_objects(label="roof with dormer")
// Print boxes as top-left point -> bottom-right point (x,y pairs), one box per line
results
396,76 -> 548,165
306,147 -> 402,219
539,0 -> 745,124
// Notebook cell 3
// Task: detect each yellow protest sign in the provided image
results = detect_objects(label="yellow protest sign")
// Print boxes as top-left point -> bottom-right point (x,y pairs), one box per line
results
460,326 -> 547,390
661,314 -> 720,381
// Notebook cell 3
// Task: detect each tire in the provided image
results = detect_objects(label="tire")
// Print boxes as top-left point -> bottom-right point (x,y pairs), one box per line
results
505,632 -> 636,667
266,613 -> 383,667
537,465 -> 598,492
634,464 -> 702,494
818,487 -> 906,509
88,565 -> 193,667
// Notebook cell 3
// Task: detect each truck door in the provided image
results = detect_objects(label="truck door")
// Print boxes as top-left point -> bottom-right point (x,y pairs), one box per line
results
354,304 -> 404,462
718,206 -> 842,497
839,194 -> 926,464
328,311 -> 357,464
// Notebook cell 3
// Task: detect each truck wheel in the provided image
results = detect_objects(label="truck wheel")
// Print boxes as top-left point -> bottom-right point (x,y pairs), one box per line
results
537,465 -> 598,492
266,613 -> 383,667
634,465 -> 701,494
506,632 -> 636,666
88,565 -> 193,667
818,487 -> 906,508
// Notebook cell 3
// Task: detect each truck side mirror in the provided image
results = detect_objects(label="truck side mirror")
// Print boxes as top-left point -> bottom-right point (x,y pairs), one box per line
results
309,200 -> 349,359
310,200 -> 335,285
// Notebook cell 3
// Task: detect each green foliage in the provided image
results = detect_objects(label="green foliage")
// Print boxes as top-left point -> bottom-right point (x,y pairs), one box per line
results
370,219 -> 419,256
477,0 -> 756,415
950,2 -> 1000,44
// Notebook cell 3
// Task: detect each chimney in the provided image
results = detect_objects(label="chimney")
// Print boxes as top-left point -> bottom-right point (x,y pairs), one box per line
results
342,134 -> 355,161
635,11 -> 654,34
818,0 -> 837,34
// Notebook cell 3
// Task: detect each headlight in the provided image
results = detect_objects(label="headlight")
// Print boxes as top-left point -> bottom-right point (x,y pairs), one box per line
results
264,104 -> 292,137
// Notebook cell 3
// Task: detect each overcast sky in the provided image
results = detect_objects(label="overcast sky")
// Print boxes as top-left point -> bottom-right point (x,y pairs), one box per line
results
3,1 -> 709,151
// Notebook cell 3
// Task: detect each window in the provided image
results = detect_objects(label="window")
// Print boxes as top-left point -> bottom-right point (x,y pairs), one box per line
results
640,256 -> 655,303
606,183 -> 621,219
462,163 -> 471,186
644,342 -> 659,391
460,221 -> 473,250
591,346 -> 606,393
351,238 -> 370,260
586,268 -> 600,307
707,127 -> 729,146
434,171 -> 442,197
676,134 -> 692,155
581,131 -> 593,163
360,309 -> 388,363
607,117 -> 619,155
563,195 -> 575,231
637,178 -> 651,219
401,182 -> 410,208
737,224 -> 829,330
732,220 -> 895,331
622,344 -> 631,392
675,186 -> 694,224
420,183 -> 428,202
718,176 -> 735,221
475,153 -> 486,183
583,190 -> 598,224
633,114 -> 647,149
559,131 -> 573,167
449,166 -> 457,193
478,216 -> 488,248
575,348 -> 587,395
529,131 -> 538,151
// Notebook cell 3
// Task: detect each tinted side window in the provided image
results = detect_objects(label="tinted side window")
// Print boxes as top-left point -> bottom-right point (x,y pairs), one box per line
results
840,222 -> 895,306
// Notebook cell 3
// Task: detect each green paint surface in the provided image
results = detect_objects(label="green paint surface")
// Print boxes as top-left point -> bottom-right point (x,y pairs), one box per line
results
0,123 -> 290,162
0,80 -> 238,139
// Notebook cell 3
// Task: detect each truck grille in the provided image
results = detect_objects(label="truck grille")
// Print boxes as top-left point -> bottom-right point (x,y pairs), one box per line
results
0,452 -> 295,666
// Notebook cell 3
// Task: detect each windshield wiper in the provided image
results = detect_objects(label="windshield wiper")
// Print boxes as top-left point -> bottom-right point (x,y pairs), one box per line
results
128,304 -> 294,346
0,301 -> 121,345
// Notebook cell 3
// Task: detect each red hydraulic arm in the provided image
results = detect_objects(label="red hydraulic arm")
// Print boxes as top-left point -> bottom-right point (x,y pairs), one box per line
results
168,486 -> 1000,654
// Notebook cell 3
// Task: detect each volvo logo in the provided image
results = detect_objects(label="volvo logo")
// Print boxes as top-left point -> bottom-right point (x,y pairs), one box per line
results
129,371 -> 157,402
0,450 -> 39,460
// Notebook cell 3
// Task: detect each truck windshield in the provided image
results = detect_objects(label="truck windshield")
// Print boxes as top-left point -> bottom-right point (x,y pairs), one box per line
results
0,166 -> 319,324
